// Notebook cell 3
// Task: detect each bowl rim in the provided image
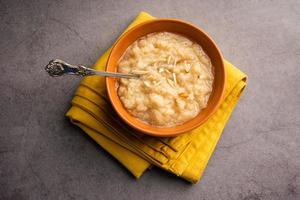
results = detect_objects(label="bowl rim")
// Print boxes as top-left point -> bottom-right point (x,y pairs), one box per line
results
105,18 -> 226,137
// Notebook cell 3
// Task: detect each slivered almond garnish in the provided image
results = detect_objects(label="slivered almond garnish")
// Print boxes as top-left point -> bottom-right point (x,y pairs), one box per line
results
173,58 -> 177,66
132,70 -> 149,75
165,69 -> 171,73
167,78 -> 175,87
147,74 -> 155,80
179,92 -> 189,98
184,61 -> 191,72
172,73 -> 177,85
158,68 -> 164,73
154,80 -> 162,86
167,55 -> 172,64
143,81 -> 151,87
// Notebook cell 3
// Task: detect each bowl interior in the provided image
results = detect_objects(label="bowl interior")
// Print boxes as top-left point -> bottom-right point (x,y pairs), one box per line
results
106,19 -> 225,137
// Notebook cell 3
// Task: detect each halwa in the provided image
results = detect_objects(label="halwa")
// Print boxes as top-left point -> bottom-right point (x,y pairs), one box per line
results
117,32 -> 214,127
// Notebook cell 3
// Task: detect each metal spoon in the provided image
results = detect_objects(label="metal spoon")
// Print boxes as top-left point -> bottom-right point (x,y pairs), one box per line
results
45,59 -> 140,79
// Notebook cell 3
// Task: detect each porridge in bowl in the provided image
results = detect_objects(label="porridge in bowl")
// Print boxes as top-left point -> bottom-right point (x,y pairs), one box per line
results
117,32 -> 214,127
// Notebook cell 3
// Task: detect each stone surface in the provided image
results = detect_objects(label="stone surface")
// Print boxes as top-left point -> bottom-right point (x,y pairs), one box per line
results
0,0 -> 299,199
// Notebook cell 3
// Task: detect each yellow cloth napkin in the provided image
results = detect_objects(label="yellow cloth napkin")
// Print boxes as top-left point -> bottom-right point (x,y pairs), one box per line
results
66,12 -> 247,183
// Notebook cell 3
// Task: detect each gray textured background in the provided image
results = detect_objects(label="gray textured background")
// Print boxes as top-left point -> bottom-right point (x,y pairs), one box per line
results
1,0 -> 300,200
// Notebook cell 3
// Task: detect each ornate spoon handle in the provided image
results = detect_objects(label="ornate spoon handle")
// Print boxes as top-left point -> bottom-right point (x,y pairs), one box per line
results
45,59 -> 139,79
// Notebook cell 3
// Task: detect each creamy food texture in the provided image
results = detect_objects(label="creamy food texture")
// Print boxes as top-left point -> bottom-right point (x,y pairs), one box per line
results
117,32 -> 214,127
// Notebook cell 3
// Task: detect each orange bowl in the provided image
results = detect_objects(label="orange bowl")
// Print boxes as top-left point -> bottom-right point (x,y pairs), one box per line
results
106,19 -> 226,137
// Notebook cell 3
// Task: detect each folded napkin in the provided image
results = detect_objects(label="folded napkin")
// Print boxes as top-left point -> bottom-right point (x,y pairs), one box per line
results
66,11 -> 247,183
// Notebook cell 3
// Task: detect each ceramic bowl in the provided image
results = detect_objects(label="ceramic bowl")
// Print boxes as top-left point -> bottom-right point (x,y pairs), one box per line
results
106,19 -> 226,137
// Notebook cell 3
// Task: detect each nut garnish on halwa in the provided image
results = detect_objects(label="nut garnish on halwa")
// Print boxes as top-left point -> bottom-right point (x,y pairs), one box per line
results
117,32 -> 214,127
